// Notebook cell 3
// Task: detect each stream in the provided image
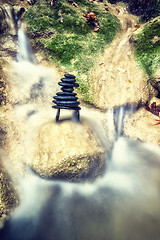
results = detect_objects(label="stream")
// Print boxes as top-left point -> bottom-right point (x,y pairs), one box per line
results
0,17 -> 160,240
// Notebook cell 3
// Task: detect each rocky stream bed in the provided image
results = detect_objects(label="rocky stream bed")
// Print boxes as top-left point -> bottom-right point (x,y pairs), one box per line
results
0,0 -> 160,222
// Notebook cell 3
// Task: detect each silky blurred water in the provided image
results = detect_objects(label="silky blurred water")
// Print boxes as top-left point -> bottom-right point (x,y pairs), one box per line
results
0,21 -> 160,240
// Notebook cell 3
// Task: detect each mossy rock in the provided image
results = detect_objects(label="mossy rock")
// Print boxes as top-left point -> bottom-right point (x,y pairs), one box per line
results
133,16 -> 160,77
23,0 -> 121,103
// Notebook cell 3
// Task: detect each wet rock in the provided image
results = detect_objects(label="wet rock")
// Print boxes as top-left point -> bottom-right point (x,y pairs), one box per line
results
11,6 -> 25,24
154,68 -> 160,82
0,5 -> 17,66
0,62 -> 9,106
0,4 -> 17,35
0,158 -> 18,221
27,120 -> 105,182
0,124 -> 7,148
147,68 -> 160,98
124,97 -> 160,145
0,5 -> 9,34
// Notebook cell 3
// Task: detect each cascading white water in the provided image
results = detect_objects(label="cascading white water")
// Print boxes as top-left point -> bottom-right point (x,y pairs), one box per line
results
0,23 -> 160,240
105,104 -> 136,148
17,22 -> 36,63
113,104 -> 136,137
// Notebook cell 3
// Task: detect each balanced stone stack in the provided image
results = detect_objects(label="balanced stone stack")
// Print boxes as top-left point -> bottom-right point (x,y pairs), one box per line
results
52,74 -> 81,122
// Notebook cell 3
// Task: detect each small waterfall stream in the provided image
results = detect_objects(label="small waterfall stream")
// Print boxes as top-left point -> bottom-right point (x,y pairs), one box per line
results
0,21 -> 160,240
17,22 -> 36,63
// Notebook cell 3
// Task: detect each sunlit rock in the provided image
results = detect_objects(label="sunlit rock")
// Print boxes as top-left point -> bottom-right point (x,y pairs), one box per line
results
27,120 -> 105,181
154,68 -> 160,82
124,98 -> 160,145
90,13 -> 153,109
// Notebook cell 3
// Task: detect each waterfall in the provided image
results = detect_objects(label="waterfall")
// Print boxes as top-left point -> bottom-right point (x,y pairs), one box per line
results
105,104 -> 136,148
9,23 -> 58,106
113,104 -> 136,137
0,22 -> 160,240
17,23 -> 36,63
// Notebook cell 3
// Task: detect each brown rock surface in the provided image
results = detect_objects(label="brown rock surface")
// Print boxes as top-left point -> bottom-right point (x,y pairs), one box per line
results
90,8 -> 156,109
154,67 -> 160,81
26,120 -> 105,181
0,158 -> 18,221
124,99 -> 160,145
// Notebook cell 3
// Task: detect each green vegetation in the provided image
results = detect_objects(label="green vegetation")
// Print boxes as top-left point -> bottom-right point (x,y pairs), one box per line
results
133,17 -> 160,77
24,0 -> 120,102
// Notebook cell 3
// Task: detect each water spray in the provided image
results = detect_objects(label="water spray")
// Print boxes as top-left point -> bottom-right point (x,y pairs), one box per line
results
52,74 -> 81,122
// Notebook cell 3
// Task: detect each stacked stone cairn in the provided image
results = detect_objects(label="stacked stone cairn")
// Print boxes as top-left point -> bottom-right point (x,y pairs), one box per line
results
52,74 -> 81,122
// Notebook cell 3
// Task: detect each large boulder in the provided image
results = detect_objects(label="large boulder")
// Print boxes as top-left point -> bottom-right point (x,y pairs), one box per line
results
26,120 -> 105,181
0,107 -> 106,221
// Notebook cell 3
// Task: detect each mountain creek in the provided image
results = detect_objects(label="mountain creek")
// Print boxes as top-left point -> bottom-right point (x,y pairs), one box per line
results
0,0 -> 160,221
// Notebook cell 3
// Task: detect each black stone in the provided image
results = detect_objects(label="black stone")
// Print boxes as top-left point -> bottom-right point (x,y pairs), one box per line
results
53,96 -> 78,101
52,73 -> 80,122
53,100 -> 80,107
64,74 -> 75,78
61,78 -> 76,83
56,92 -> 77,96
58,82 -> 79,88
61,87 -> 74,92
52,105 -> 81,110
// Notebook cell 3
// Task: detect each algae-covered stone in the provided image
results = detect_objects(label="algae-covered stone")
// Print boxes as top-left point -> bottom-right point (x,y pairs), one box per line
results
27,120 -> 105,181
133,16 -> 160,78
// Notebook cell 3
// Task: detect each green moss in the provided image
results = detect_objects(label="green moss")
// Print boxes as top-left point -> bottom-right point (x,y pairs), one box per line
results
133,17 -> 160,77
42,35 -> 82,64
24,0 -> 121,103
